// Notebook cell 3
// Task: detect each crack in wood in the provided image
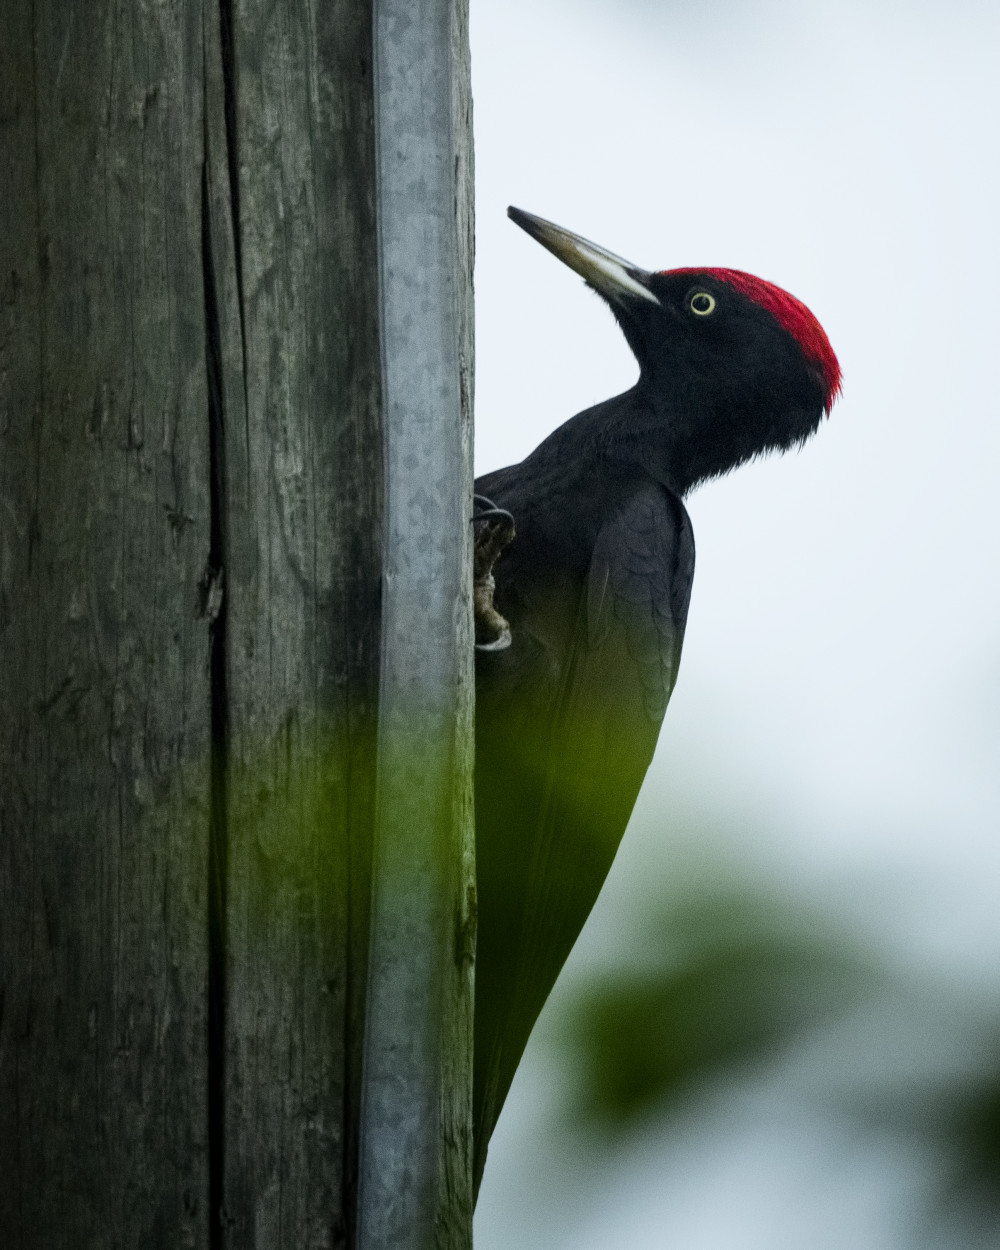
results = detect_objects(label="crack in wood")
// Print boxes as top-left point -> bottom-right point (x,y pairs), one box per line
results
202,147 -> 229,1250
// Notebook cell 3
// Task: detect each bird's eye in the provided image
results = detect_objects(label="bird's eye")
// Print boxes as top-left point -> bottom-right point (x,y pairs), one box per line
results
689,291 -> 716,316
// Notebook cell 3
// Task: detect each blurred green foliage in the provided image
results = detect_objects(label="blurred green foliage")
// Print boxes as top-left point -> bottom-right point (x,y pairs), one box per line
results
560,879 -> 878,1127
553,863 -> 1000,1242
875,1065 -> 1000,1242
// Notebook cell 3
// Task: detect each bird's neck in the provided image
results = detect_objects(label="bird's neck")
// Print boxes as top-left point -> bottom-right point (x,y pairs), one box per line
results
529,383 -> 732,500
583,385 -> 700,497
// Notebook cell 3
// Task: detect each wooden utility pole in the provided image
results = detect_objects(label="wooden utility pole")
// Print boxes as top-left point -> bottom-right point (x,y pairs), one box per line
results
0,0 -> 474,1245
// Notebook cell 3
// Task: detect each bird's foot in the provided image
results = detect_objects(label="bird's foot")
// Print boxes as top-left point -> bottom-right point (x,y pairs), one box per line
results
473,494 -> 515,651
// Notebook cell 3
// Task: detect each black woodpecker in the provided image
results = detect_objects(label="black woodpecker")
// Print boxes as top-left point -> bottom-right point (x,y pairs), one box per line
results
472,207 -> 841,1195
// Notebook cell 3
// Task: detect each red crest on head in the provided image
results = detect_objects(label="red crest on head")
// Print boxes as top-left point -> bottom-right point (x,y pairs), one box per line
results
663,268 -> 842,412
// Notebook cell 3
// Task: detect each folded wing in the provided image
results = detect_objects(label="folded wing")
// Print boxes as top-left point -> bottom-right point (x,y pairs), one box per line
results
473,481 -> 695,1192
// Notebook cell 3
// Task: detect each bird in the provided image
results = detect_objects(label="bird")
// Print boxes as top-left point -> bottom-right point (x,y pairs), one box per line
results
471,206 -> 841,1196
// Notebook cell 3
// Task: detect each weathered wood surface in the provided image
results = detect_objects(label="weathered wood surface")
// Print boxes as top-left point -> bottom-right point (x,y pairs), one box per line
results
0,3 -> 212,1245
0,0 -> 474,1245
440,0 -> 477,1240
207,0 -> 384,1245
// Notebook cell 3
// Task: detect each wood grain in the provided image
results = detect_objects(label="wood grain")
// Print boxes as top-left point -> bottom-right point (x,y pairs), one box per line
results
0,1 -> 473,1244
207,0 -> 382,1244
0,3 -> 212,1244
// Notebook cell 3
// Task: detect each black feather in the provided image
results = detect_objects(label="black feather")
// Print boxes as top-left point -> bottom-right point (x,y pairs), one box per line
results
473,462 -> 694,1192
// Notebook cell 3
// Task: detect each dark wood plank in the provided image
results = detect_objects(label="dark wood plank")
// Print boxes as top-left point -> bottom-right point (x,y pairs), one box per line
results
212,2 -> 383,1244
0,3 -> 212,1245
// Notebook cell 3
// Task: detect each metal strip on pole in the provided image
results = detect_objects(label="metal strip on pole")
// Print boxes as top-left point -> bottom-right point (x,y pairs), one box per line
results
357,0 -> 474,1243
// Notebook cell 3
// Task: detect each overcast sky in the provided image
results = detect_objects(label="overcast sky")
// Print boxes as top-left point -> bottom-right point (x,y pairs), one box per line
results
470,1 -> 1000,1245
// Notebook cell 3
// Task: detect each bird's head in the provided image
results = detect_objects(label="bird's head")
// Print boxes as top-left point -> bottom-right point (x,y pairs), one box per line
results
508,206 -> 841,492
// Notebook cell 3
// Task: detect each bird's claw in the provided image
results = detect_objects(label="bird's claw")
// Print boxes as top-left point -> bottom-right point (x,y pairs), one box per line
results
473,494 -> 516,651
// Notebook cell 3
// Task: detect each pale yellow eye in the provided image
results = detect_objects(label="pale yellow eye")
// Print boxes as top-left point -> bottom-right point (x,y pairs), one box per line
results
689,291 -> 716,316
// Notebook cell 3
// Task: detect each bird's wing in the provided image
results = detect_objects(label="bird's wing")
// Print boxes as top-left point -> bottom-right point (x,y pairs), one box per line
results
473,482 -> 695,1189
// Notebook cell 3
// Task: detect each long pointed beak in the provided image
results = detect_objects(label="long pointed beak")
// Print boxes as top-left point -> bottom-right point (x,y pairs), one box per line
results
508,206 -> 659,306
